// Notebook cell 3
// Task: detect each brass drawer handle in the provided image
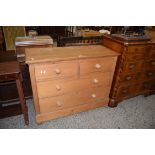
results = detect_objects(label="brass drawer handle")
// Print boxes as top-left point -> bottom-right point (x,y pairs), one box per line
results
95,64 -> 101,69
56,85 -> 61,91
143,83 -> 149,88
147,72 -> 153,76
91,94 -> 96,98
151,61 -> 155,66
122,89 -> 128,94
57,101 -> 62,107
129,64 -> 135,69
125,76 -> 131,81
55,68 -> 61,74
93,79 -> 99,84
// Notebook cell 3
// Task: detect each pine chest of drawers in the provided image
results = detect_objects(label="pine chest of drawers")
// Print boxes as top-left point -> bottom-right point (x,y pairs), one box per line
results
25,45 -> 119,123
103,35 -> 155,107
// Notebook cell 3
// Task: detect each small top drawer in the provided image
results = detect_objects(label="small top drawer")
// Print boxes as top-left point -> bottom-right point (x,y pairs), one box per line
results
127,45 -> 146,53
80,57 -> 115,75
125,53 -> 145,61
35,61 -> 78,80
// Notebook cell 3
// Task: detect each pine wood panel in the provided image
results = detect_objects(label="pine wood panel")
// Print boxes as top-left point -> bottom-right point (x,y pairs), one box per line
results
35,61 -> 78,81
26,45 -> 119,123
37,72 -> 112,98
25,45 -> 119,64
36,100 -> 109,123
39,87 -> 110,113
79,57 -> 115,75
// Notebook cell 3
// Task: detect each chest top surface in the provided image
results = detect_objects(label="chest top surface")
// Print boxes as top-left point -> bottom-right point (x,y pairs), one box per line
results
15,35 -> 53,46
0,61 -> 20,76
25,45 -> 119,64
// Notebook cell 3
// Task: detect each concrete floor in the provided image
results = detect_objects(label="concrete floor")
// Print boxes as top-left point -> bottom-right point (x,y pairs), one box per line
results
0,95 -> 155,129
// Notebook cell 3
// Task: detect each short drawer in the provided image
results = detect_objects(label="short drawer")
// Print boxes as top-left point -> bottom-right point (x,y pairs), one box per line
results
115,84 -> 139,99
142,70 -> 155,81
79,57 -> 115,75
125,53 -> 145,61
39,87 -> 110,113
127,45 -> 146,53
119,72 -> 141,84
35,61 -> 78,80
144,60 -> 155,69
148,50 -> 155,59
37,72 -> 112,98
122,61 -> 143,73
140,80 -> 155,92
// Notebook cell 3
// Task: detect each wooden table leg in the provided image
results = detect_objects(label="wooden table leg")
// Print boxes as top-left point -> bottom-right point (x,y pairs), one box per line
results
16,74 -> 29,125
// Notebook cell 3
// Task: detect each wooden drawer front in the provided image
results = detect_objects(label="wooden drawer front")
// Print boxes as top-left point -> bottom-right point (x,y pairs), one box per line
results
149,50 -> 155,59
119,72 -> 141,84
80,57 -> 115,75
144,60 -> 155,69
39,87 -> 110,113
37,72 -> 111,98
125,53 -> 145,61
122,61 -> 143,73
35,61 -> 78,80
127,45 -> 146,53
116,84 -> 139,98
140,81 -> 154,92
142,70 -> 155,81
0,74 -> 17,82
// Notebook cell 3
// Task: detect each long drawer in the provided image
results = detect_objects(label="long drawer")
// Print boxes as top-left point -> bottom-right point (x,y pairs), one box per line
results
79,57 -> 115,75
35,61 -> 78,80
39,87 -> 110,113
37,72 -> 112,98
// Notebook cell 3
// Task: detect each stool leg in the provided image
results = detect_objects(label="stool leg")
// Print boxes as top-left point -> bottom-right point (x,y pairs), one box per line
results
16,76 -> 29,125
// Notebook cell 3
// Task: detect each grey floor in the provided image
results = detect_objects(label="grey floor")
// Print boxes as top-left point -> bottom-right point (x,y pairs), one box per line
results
0,95 -> 155,129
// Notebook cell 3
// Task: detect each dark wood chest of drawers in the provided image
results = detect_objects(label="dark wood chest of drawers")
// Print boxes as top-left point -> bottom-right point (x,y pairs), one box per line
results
25,46 -> 119,123
103,35 -> 155,107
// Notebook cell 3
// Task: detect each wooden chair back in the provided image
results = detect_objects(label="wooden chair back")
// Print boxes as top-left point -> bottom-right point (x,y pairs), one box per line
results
58,36 -> 103,47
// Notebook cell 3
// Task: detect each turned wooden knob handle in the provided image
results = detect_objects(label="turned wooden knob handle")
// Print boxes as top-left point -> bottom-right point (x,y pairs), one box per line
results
91,94 -> 96,98
143,83 -> 149,88
95,64 -> 101,69
147,72 -> 153,76
151,61 -> 155,65
129,64 -> 135,69
93,79 -> 98,84
125,76 -> 131,80
40,70 -> 46,74
122,89 -> 128,94
56,85 -> 61,91
55,68 -> 61,74
57,101 -> 62,107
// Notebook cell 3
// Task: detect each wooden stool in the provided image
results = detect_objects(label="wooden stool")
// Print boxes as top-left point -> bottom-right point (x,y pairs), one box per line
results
0,61 -> 29,125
